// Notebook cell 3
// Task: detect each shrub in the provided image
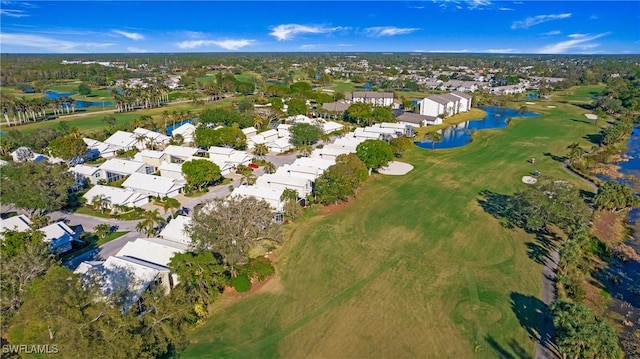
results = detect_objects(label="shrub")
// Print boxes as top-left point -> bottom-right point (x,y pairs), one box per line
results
231,275 -> 251,292
246,256 -> 275,281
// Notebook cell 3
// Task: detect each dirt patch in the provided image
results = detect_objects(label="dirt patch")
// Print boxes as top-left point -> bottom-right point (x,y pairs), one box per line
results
321,201 -> 350,214
593,210 -> 627,246
591,163 -> 624,179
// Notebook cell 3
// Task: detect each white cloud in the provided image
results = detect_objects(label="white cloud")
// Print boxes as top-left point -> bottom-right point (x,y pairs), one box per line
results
541,30 -> 561,36
511,13 -> 571,29
176,39 -> 254,50
537,32 -> 610,54
112,30 -> 144,41
590,15 -> 599,20
484,48 -> 518,53
127,47 -> 149,53
364,26 -> 420,37
499,7 -> 514,11
269,24 -> 343,41
434,0 -> 492,10
0,33 -> 114,53
466,0 -> 492,9
423,49 -> 471,53
0,9 -> 28,17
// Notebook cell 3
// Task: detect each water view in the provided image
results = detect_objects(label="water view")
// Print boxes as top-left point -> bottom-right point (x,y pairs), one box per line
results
44,90 -> 114,109
416,106 -> 539,149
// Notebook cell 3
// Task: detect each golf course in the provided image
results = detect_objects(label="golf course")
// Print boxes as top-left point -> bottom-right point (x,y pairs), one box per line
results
183,92 -> 602,358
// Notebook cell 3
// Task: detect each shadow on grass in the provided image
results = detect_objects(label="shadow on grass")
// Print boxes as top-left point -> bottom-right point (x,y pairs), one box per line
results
477,190 -> 559,265
510,292 -> 551,349
485,335 -> 532,359
583,133 -> 602,146
543,152 -> 566,163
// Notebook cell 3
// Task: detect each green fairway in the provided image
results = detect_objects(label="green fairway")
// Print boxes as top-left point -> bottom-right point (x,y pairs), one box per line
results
184,99 -> 600,358
330,81 -> 357,93
556,84 -> 605,104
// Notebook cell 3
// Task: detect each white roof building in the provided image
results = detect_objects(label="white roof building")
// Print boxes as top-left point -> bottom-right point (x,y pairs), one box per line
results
117,237 -> 188,267
319,121 -> 344,134
99,158 -> 149,176
311,146 -> 351,161
163,145 -> 201,163
69,164 -> 101,186
159,215 -> 192,245
171,123 -> 196,144
39,221 -> 78,253
275,164 -> 324,181
159,162 -> 185,182
83,185 -> 150,209
0,214 -> 32,235
84,138 -> 119,158
104,131 -> 138,150
267,137 -> 293,154
133,127 -> 170,147
241,126 -> 258,139
230,185 -> 284,212
292,157 -> 335,170
122,173 -> 184,198
353,128 -> 383,140
277,124 -> 291,138
255,173 -> 313,198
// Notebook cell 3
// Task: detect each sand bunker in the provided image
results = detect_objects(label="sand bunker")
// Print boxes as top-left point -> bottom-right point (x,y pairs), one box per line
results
379,161 -> 414,175
585,114 -> 598,120
522,176 -> 538,184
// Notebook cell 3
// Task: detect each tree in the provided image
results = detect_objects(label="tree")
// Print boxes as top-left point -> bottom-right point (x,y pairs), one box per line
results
77,82 -> 92,96
356,139 -> 393,175
551,300 -> 622,359
371,106 -> 394,125
102,115 -> 117,129
1,231 -> 55,331
161,197 -> 181,215
186,196 -> 281,269
252,143 -> 268,159
269,97 -> 284,110
0,161 -> 75,216
287,98 -> 308,116
195,127 -> 246,149
510,178 -> 591,235
169,252 -> 228,308
345,102 -> 372,125
238,98 -> 253,113
390,136 -> 413,157
182,159 -> 222,192
94,223 -> 113,243
48,134 -> 88,162
315,154 -> 368,205
199,108 -> 240,127
136,209 -> 166,237
263,161 -> 276,174
423,131 -> 442,149
289,123 -> 323,147
594,181 -> 640,212
282,188 -> 303,220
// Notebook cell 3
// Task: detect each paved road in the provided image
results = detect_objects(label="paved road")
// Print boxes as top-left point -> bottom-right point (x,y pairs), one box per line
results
562,160 -> 599,193
535,249 -> 560,359
48,211 -> 139,232
63,231 -> 141,270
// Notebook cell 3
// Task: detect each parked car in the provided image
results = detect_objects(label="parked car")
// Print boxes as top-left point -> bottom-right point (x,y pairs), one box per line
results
248,163 -> 259,169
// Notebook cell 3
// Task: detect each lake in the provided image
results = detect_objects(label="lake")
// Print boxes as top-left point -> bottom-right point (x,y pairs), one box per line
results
416,106 -> 539,149
44,91 -> 114,109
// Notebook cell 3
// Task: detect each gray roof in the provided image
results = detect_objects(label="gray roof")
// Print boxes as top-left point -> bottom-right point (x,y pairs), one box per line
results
438,93 -> 462,103
452,91 -> 472,99
426,95 -> 450,105
322,101 -> 350,112
396,112 -> 438,124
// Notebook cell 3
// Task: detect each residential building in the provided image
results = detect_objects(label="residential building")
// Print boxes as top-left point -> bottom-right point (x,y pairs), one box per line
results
171,123 -> 196,144
162,145 -> 202,164
396,112 -> 442,127
256,174 -> 313,198
133,150 -> 164,168
68,164 -> 100,186
159,162 -> 185,182
159,215 -> 192,245
39,221 -> 79,253
241,126 -> 258,139
230,185 -> 285,212
83,185 -> 150,209
104,131 -> 138,151
122,173 -> 184,198
267,137 -> 293,154
98,159 -> 152,183
346,92 -> 394,107
0,214 -> 32,236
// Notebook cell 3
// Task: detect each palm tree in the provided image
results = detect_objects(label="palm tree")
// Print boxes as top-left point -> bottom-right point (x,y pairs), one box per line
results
252,143 -> 268,159
298,145 -> 313,157
136,209 -> 166,237
263,161 -> 276,174
281,188 -> 298,202
161,197 -> 181,216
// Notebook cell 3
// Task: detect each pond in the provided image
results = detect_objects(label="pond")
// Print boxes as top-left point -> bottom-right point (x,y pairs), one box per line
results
44,91 -> 114,109
416,106 -> 539,149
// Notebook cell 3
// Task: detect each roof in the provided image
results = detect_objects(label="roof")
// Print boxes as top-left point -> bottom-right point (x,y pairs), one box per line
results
397,112 -> 438,124
40,221 -> 75,242
277,124 -> 291,130
256,174 -> 311,188
364,126 -> 396,135
292,157 -> 336,170
268,137 -> 292,149
116,237 -> 187,267
259,129 -> 278,138
99,158 -> 146,174
159,215 -> 192,245
231,185 -> 284,203
137,149 -> 164,159
452,91 -> 473,99
163,145 -> 200,158
322,101 -> 350,112
425,95 -> 451,105
277,164 -> 322,176
322,121 -> 344,132
0,214 -> 32,234
378,122 -> 406,130
241,126 -> 257,135
159,161 -> 183,173
438,93 -> 462,103
133,127 -> 170,143
104,131 -> 137,148
123,173 -> 183,194
68,164 -> 99,176
353,128 -> 382,139
99,256 -> 164,311
82,185 -> 148,207
172,123 -> 196,136
207,146 -> 235,156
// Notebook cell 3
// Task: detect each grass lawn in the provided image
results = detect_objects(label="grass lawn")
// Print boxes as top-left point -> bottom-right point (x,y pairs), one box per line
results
97,231 -> 127,246
184,96 -> 601,358
330,81 -> 357,93
555,84 -> 606,104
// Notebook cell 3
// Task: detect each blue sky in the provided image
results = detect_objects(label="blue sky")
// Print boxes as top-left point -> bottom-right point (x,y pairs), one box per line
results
0,1 -> 638,54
